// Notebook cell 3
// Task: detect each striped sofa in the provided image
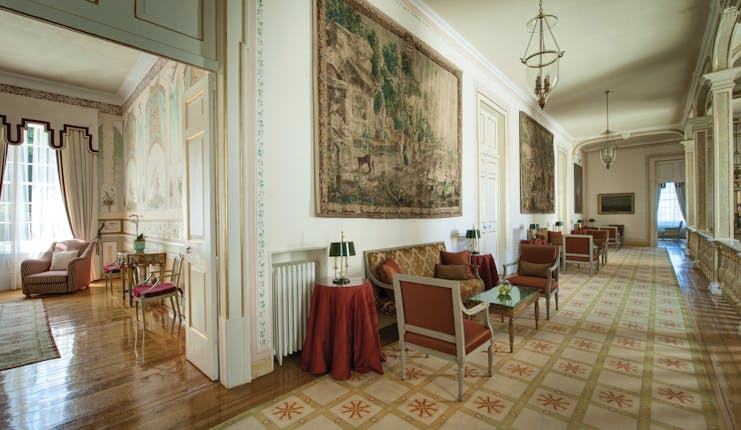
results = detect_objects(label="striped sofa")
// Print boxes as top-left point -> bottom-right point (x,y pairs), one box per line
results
21,239 -> 96,296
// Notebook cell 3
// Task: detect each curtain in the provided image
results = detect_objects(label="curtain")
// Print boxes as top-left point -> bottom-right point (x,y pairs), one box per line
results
0,127 -> 72,290
0,130 -> 6,200
674,182 -> 687,223
58,128 -> 100,279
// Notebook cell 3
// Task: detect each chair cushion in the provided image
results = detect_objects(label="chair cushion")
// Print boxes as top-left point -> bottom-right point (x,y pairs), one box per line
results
507,275 -> 558,293
133,282 -> 181,298
404,319 -> 492,356
379,258 -> 401,284
439,250 -> 474,279
519,261 -> 551,278
434,264 -> 469,281
567,255 -> 599,262
50,251 -> 78,270
25,271 -> 68,285
103,263 -> 121,273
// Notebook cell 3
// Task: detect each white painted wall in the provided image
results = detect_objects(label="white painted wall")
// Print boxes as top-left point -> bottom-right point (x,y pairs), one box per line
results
583,142 -> 684,245
260,0 -> 575,283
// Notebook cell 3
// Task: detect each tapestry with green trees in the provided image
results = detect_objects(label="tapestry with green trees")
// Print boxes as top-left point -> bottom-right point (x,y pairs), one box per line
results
315,0 -> 462,218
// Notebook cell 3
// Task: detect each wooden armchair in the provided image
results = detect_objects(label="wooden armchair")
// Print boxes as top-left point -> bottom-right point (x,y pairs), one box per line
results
21,239 -> 95,296
393,274 -> 494,401
584,229 -> 609,267
130,254 -> 184,329
563,235 -> 599,276
503,244 -> 559,319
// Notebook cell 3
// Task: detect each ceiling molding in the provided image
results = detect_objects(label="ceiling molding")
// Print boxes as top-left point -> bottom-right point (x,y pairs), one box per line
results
0,82 -> 121,115
405,0 -> 575,143
576,128 -> 684,154
0,68 -> 121,105
116,53 -> 159,102
121,57 -> 168,113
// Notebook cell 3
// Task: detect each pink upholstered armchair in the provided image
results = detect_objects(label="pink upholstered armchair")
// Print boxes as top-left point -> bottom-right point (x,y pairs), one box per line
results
21,239 -> 96,296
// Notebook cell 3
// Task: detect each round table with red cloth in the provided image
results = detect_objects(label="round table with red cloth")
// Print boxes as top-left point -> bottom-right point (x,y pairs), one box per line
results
301,278 -> 385,380
521,239 -> 548,245
470,253 -> 499,291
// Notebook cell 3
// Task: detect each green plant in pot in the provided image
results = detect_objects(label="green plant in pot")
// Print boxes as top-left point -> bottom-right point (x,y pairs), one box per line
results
134,233 -> 146,252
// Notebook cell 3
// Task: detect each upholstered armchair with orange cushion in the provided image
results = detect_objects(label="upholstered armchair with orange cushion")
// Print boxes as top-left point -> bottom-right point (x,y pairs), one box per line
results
21,239 -> 96,296
584,229 -> 609,267
503,244 -> 559,319
364,242 -> 484,305
601,225 -> 623,249
563,234 -> 599,276
393,273 -> 494,401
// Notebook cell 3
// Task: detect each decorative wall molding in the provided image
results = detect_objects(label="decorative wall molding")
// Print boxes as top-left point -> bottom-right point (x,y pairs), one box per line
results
121,57 -> 168,113
0,82 -> 121,115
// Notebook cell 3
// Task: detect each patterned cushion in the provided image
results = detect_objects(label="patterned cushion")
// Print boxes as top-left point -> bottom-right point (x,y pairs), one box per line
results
440,250 -> 474,279
379,258 -> 401,284
434,264 -> 469,280
25,271 -> 68,285
133,282 -> 181,298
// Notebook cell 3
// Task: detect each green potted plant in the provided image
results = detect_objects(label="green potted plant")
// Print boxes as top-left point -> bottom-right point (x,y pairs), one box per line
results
134,233 -> 146,252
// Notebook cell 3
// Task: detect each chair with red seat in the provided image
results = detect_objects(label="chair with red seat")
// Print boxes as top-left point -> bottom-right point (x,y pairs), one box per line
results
503,244 -> 559,319
130,254 -> 184,329
563,234 -> 599,276
103,254 -> 124,294
393,273 -> 494,401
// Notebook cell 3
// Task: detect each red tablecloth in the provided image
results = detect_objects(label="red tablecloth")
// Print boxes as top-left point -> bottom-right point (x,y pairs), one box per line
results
470,253 -> 499,290
521,239 -> 548,245
301,278 -> 385,380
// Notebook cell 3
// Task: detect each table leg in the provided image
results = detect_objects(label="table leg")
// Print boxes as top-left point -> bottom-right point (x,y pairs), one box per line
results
535,299 -> 539,329
508,317 -> 514,353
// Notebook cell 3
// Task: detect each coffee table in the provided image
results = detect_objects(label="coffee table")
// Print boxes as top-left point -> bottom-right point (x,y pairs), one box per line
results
470,285 -> 540,352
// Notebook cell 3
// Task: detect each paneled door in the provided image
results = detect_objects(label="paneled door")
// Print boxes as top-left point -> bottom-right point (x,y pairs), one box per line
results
183,75 -> 218,380
477,93 -> 506,265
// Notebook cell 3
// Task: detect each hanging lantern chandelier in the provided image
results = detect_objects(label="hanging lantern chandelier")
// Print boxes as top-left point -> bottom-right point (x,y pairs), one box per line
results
520,0 -> 565,109
599,90 -> 619,170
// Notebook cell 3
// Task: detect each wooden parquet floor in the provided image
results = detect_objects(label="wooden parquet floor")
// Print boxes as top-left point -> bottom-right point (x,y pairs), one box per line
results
0,241 -> 738,429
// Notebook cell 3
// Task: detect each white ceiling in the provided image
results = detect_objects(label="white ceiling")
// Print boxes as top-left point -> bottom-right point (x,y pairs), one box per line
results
0,8 -> 158,105
421,0 -> 712,142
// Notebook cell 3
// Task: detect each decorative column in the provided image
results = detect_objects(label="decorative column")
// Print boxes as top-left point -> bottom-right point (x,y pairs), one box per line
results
692,118 -> 710,231
681,139 -> 696,229
704,68 -> 740,239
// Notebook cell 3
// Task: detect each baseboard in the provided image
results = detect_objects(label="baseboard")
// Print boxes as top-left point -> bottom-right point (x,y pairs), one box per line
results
623,240 -> 650,247
251,355 -> 273,379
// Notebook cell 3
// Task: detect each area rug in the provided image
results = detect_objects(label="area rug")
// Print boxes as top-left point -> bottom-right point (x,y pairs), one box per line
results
0,299 -> 60,371
216,247 -> 720,429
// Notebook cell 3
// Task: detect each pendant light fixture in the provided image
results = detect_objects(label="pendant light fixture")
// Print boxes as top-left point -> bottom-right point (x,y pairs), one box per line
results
520,0 -> 565,109
599,90 -> 619,170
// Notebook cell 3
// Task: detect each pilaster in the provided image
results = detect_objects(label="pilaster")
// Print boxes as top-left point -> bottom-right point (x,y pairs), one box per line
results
681,139 -> 696,228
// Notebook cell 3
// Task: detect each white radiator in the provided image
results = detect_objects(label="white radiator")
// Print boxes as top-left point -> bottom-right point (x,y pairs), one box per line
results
272,261 -> 316,365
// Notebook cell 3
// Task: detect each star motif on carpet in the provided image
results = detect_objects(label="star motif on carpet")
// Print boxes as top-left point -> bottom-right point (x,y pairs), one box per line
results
341,400 -> 371,419
506,363 -> 533,377
558,361 -> 586,375
536,393 -> 569,411
272,400 -> 304,420
657,335 -> 685,346
405,367 -> 423,380
408,398 -> 438,417
574,339 -> 597,350
530,341 -> 553,352
474,395 -> 505,415
608,359 -> 638,373
658,357 -> 689,370
599,390 -> 633,408
658,387 -> 694,404
617,337 -> 641,349
464,366 -> 479,377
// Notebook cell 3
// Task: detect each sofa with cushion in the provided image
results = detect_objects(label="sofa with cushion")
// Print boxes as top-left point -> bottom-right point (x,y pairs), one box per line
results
364,242 -> 485,307
21,239 -> 96,296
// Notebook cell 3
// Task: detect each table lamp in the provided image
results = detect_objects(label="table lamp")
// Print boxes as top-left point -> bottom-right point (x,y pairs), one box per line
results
588,218 -> 595,225
465,226 -> 481,254
527,223 -> 539,240
555,221 -> 563,232
329,231 -> 355,285
576,219 -> 584,229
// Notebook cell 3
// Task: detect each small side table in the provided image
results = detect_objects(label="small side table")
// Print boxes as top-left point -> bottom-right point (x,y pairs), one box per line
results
301,278 -> 385,380
471,285 -> 540,352
470,253 -> 499,290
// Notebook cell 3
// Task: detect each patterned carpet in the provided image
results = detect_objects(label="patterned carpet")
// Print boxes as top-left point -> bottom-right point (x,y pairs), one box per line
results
216,247 -> 719,429
0,299 -> 60,371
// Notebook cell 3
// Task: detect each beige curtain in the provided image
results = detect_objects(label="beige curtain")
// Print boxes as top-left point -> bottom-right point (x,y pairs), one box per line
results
58,128 -> 100,279
0,130 -> 7,199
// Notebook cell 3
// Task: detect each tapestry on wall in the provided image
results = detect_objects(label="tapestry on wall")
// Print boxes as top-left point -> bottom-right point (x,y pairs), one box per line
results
519,112 -> 554,213
314,0 -> 462,218
574,163 -> 583,213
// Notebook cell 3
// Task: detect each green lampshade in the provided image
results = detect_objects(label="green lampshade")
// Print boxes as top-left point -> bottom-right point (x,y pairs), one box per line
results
577,219 -> 584,223
529,224 -> 539,230
555,221 -> 563,226
465,229 -> 480,239
329,241 -> 355,257
588,218 -> 595,222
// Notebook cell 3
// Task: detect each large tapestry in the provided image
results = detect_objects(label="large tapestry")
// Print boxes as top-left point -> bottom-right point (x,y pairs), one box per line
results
519,112 -> 554,213
314,0 -> 462,218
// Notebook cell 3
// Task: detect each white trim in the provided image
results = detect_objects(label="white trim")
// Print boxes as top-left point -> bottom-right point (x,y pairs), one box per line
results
0,69 -> 121,105
682,0 -> 721,126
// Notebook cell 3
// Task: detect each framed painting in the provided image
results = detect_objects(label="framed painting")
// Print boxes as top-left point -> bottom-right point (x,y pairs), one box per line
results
314,0 -> 462,218
598,192 -> 635,214
519,112 -> 554,213
574,163 -> 583,213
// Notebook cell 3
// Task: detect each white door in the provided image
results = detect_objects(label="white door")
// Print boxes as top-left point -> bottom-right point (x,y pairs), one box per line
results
183,75 -> 218,380
477,94 -> 506,264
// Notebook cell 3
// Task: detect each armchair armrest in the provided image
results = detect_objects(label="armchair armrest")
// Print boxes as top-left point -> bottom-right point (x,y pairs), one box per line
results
461,301 -> 488,316
21,257 -> 51,276
503,260 -> 519,277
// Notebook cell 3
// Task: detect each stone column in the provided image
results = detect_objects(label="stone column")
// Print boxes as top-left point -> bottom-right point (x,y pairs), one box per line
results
681,139 -> 696,228
694,126 -> 708,231
704,68 -> 739,239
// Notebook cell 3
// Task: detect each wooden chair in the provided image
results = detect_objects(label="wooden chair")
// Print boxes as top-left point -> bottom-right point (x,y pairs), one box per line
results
600,226 -> 622,249
393,274 -> 494,401
103,254 -> 123,294
503,244 -> 559,319
563,235 -> 599,276
584,229 -> 609,267
130,254 -> 184,329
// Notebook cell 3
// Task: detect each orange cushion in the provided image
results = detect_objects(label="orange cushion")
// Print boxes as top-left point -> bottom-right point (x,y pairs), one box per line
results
434,264 -> 469,280
380,258 -> 401,284
440,250 -> 474,279
507,275 -> 558,293
519,260 -> 551,278
404,319 -> 491,356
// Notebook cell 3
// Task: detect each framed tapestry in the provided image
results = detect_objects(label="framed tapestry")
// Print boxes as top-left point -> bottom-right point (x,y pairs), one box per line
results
519,112 -> 554,213
598,192 -> 635,214
314,0 -> 462,218
574,163 -> 583,213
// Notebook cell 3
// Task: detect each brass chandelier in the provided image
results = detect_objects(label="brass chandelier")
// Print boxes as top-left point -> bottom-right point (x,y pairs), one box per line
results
520,0 -> 565,109
599,90 -> 619,170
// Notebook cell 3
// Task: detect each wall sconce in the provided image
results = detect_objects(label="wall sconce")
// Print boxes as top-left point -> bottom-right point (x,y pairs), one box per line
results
329,231 -> 355,285
528,223 -> 540,240
465,226 -> 481,255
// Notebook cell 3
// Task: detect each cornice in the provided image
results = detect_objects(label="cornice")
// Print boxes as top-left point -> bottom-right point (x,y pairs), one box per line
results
0,82 -> 121,115
121,57 -> 168,113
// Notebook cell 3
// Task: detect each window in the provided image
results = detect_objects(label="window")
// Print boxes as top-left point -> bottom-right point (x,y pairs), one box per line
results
0,125 -> 72,290
657,182 -> 684,231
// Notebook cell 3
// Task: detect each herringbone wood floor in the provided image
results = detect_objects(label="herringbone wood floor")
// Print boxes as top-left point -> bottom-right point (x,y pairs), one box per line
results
0,241 -> 738,429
